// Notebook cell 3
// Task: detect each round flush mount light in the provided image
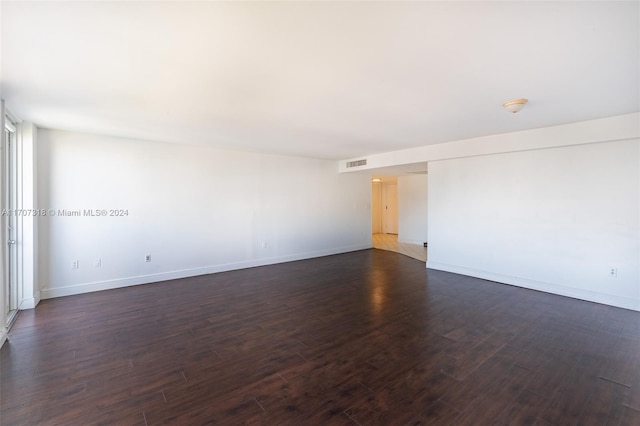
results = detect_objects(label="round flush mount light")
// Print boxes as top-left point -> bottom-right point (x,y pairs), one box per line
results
502,98 -> 528,113
372,178 -> 382,183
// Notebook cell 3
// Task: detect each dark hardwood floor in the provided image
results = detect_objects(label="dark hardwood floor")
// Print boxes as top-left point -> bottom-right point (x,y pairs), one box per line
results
1,249 -> 639,425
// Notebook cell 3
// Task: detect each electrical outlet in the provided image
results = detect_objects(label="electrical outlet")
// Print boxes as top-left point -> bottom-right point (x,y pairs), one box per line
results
145,254 -> 151,263
609,267 -> 617,278
94,259 -> 102,268
261,242 -> 267,249
72,260 -> 79,269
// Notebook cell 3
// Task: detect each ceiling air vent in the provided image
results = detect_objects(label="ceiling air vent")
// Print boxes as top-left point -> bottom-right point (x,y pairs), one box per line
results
346,159 -> 367,168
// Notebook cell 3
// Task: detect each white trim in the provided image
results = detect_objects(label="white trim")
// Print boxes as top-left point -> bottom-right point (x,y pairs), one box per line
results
0,100 -> 6,342
426,261 -> 640,312
4,119 -> 16,133
4,107 -> 22,125
397,238 -> 426,246
41,243 -> 372,299
18,291 -> 40,310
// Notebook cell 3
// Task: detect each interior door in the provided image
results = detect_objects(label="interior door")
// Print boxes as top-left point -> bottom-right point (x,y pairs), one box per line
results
383,183 -> 398,234
371,182 -> 382,234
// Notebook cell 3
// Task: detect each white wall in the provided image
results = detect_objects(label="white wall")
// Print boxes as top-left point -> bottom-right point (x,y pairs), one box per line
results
371,182 -> 382,234
37,129 -> 372,298
397,174 -> 428,245
17,122 -> 39,309
427,139 -> 640,311
340,113 -> 640,173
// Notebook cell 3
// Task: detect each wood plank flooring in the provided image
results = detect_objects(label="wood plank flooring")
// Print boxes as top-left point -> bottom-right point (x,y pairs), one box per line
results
1,249 -> 639,425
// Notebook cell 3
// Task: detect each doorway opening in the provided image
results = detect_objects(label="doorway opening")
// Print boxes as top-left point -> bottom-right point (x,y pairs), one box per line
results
371,177 -> 426,262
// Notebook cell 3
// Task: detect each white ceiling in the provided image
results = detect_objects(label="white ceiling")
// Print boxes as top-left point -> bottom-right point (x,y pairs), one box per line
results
2,1 -> 638,160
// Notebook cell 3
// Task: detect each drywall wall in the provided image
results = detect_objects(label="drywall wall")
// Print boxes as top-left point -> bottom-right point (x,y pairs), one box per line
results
37,129 -> 372,298
397,174 -> 428,245
17,122 -> 39,309
427,139 -> 640,311
340,113 -> 640,173
371,182 -> 382,234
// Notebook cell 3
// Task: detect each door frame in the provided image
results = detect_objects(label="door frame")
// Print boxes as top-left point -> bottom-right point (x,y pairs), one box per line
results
3,117 -> 18,326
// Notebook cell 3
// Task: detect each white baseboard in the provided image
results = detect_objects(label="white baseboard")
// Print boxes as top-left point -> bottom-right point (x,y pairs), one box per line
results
426,261 -> 640,312
19,291 -> 41,310
41,244 -> 372,299
0,326 -> 7,349
398,238 -> 426,246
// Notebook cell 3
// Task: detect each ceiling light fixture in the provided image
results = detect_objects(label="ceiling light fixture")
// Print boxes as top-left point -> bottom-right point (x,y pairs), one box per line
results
502,98 -> 528,114
372,178 -> 381,183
